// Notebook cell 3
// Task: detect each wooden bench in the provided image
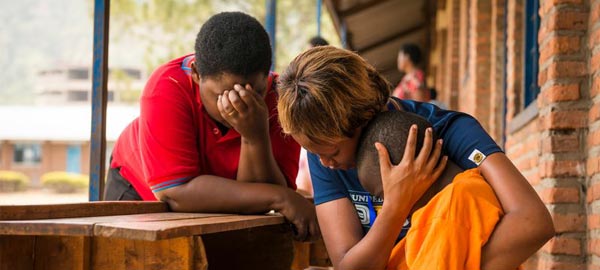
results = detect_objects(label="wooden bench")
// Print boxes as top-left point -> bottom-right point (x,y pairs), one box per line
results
0,201 -> 330,270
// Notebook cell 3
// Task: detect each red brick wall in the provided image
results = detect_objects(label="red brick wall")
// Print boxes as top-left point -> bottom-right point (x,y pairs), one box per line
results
431,0 -> 598,268
538,0 -> 589,268
588,0 -> 600,269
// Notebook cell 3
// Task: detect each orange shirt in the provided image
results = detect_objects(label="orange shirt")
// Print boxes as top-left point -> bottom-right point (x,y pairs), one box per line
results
387,169 -> 506,270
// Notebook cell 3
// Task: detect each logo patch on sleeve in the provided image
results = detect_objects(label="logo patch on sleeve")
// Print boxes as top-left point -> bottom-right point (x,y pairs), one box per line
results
468,149 -> 486,166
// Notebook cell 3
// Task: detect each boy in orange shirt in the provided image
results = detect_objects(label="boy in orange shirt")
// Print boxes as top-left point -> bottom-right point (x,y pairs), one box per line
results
356,110 -> 511,270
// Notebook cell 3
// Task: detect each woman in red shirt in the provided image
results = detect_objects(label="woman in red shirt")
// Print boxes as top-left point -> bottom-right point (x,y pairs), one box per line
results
393,44 -> 429,102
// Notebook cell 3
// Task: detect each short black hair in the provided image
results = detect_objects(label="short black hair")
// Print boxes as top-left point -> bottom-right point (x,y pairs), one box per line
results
356,111 -> 434,194
429,87 -> 438,100
309,36 -> 329,47
195,12 -> 272,78
399,43 -> 422,65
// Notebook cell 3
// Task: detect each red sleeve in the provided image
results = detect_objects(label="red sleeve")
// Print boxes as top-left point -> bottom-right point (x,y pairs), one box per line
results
139,77 -> 201,192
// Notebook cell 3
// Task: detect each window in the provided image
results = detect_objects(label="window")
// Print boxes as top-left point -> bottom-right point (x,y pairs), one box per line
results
524,0 -> 540,106
13,144 -> 42,165
66,145 -> 82,173
123,68 -> 141,80
68,68 -> 89,80
67,90 -> 89,101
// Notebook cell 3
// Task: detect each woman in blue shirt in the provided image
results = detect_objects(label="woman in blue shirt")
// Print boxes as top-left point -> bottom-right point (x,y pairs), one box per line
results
277,46 -> 554,270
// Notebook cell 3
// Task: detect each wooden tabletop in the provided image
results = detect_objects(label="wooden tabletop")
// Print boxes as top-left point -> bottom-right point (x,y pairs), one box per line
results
0,202 -> 286,241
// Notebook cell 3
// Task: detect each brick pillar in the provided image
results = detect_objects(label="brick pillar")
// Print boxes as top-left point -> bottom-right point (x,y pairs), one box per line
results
460,0 -> 494,136
587,0 -> 600,268
489,0 -> 506,143
457,0 -> 469,109
444,0 -> 460,110
435,29 -> 447,96
537,0 -> 589,269
505,0 -> 524,122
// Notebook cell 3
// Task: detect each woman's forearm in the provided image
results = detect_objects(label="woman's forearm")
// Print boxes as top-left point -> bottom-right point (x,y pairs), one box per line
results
237,134 -> 288,187
337,204 -> 410,270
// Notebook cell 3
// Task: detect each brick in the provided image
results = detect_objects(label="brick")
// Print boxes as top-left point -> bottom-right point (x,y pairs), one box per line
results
592,2 -> 600,24
589,181 -> 600,202
588,156 -> 600,176
540,160 -> 584,177
542,236 -> 581,255
590,27 -> 600,49
541,0 -> 585,15
539,68 -> 549,87
593,76 -> 600,97
541,110 -> 588,129
590,239 -> 600,257
547,61 -> 587,80
537,256 -> 585,270
543,134 -> 579,153
588,214 -> 600,229
540,83 -> 580,104
552,213 -> 585,232
588,129 -> 600,147
540,35 -> 581,63
591,102 -> 600,122
593,52 -> 600,72
540,187 -> 580,203
546,10 -> 589,32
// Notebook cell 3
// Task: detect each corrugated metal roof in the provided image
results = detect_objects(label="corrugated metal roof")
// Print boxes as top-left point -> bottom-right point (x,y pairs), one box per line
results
0,105 -> 139,142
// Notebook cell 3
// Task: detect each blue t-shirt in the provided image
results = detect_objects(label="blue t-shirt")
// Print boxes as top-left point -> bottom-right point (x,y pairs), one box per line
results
309,98 -> 503,236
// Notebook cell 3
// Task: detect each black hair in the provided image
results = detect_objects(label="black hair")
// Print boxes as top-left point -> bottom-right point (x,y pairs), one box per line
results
399,43 -> 422,66
430,87 -> 438,100
356,111 -> 434,194
195,12 -> 272,78
309,36 -> 329,47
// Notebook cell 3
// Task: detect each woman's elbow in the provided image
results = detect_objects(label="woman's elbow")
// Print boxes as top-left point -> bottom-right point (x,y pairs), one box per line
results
154,187 -> 192,212
527,206 -> 555,244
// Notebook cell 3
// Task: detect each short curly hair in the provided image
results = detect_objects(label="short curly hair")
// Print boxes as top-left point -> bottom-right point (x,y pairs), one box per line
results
195,12 -> 272,78
356,111 -> 434,194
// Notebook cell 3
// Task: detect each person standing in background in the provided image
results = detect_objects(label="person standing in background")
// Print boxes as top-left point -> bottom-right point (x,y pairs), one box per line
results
308,36 -> 329,48
393,44 -> 429,102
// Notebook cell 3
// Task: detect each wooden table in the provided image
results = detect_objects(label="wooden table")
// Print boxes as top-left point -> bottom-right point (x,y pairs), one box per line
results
0,201 -> 306,270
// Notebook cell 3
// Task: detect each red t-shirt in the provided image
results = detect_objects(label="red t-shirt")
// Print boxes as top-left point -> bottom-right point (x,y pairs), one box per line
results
392,69 -> 429,101
111,54 -> 300,200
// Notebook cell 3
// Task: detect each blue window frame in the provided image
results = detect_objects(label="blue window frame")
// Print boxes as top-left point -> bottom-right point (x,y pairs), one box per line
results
524,0 -> 540,106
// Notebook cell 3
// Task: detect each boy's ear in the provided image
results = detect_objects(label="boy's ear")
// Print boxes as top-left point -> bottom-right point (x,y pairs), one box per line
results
191,62 -> 201,84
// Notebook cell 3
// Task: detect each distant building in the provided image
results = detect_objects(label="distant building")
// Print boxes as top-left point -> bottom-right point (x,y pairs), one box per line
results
35,66 -> 145,105
0,106 -> 138,186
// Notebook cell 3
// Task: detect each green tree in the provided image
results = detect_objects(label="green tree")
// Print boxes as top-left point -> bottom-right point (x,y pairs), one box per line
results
109,0 -> 340,73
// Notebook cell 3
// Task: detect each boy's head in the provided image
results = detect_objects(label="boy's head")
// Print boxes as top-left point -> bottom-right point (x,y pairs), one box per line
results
356,111 -> 433,198
191,12 -> 272,125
